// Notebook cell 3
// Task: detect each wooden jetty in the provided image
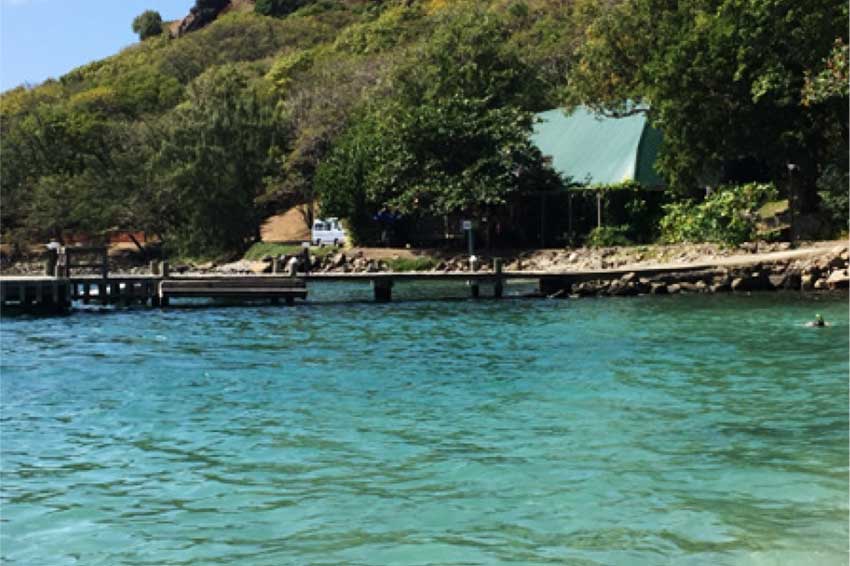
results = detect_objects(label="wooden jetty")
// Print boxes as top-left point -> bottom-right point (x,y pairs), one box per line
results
0,247 -> 310,313
0,244 -> 724,314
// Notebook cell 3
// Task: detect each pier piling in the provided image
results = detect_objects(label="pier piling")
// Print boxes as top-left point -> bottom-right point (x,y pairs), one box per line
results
494,258 -> 504,298
373,278 -> 393,302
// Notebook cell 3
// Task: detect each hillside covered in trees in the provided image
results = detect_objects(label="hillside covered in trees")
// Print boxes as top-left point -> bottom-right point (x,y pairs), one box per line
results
2,0 -> 847,258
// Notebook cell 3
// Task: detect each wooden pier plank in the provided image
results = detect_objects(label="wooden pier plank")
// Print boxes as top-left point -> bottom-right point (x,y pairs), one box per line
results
159,277 -> 308,302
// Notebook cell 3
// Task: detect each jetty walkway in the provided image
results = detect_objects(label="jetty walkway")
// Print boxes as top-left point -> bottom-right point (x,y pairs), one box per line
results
0,263 -> 722,313
1,244 -> 843,314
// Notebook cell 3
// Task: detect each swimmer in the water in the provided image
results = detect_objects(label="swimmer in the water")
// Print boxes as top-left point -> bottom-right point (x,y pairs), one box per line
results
806,313 -> 828,327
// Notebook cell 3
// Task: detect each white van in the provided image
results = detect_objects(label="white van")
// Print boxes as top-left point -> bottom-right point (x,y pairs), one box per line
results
311,218 -> 346,246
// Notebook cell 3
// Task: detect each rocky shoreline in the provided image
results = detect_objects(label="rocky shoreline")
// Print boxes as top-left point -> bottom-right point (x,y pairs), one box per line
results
541,259 -> 848,298
211,242 -> 850,296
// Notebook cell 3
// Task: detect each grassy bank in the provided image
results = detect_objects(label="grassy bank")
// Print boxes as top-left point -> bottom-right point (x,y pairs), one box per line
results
242,242 -> 339,261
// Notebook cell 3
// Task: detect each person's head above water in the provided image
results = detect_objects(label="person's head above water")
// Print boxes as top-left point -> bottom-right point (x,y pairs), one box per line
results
813,313 -> 826,327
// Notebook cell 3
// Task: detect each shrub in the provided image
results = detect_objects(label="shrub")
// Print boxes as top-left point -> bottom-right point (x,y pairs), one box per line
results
816,141 -> 849,235
818,165 -> 849,235
132,10 -> 163,41
333,4 -> 423,54
659,182 -> 778,245
255,0 -> 306,17
586,225 -> 631,247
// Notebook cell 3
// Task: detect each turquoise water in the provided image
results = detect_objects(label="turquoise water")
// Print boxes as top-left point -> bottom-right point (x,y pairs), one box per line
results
1,286 -> 848,565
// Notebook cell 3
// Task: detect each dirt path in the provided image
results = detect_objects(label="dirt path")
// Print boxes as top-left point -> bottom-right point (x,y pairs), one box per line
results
617,241 -> 847,272
343,240 -> 847,273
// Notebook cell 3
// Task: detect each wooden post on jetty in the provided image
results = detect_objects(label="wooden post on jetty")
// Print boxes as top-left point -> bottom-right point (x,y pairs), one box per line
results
493,258 -> 504,298
100,250 -> 108,280
159,261 -> 170,307
44,249 -> 58,277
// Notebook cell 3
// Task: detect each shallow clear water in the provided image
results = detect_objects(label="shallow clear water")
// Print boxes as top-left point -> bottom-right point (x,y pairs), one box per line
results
1,286 -> 848,565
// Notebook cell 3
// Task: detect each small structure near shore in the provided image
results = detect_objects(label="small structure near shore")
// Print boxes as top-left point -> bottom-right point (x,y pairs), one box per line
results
531,106 -> 665,242
533,106 -> 665,188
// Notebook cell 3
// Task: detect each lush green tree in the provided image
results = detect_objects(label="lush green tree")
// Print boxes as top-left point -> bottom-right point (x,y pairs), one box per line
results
393,2 -> 546,110
315,2 -> 562,240
368,96 -> 561,216
313,113 -> 382,242
152,65 -> 282,257
0,90 -> 152,242
132,10 -> 164,41
802,38 -> 849,232
503,1 -> 577,110
261,51 -> 386,225
566,0 -> 848,217
316,98 -> 561,240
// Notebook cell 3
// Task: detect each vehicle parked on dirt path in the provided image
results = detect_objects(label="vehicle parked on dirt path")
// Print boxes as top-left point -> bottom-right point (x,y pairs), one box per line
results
311,218 -> 346,247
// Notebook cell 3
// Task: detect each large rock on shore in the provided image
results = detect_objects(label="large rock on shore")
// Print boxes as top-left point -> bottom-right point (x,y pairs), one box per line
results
216,260 -> 269,274
826,269 -> 849,289
731,272 -> 773,292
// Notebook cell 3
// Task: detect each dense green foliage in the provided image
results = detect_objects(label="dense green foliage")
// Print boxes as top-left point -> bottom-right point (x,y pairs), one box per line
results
566,0 -> 848,213
2,0 -> 846,257
132,10 -> 164,41
315,6 -> 561,243
659,183 -> 778,245
587,225 -> 631,248
255,0 -> 307,17
151,66 -> 283,257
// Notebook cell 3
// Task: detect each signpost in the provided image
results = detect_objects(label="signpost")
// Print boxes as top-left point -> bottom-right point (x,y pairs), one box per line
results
463,220 -> 474,258
463,220 -> 478,292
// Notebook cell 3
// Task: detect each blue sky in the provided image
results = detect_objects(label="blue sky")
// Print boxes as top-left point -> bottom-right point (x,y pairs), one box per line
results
1,0 -> 195,92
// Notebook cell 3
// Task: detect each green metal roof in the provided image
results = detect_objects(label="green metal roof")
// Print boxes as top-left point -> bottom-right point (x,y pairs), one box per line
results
532,107 -> 665,188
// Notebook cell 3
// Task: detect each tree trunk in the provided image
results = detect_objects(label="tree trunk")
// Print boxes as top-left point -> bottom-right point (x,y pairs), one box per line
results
128,233 -> 146,257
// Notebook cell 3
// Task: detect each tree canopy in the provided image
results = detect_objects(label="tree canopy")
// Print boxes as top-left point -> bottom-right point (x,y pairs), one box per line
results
314,6 -> 561,242
152,65 -> 283,256
132,10 -> 163,41
565,0 -> 849,212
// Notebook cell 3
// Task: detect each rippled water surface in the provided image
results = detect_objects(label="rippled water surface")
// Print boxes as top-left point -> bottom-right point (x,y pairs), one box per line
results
2,286 -> 848,565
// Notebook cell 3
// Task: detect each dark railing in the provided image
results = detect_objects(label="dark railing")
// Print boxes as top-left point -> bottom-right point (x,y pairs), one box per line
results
56,246 -> 109,279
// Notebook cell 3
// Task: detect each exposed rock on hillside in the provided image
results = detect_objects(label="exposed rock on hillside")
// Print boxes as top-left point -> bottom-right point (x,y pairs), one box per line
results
176,0 -> 254,36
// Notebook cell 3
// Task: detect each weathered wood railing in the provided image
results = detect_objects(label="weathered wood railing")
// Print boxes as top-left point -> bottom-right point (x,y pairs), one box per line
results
57,246 -> 109,279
